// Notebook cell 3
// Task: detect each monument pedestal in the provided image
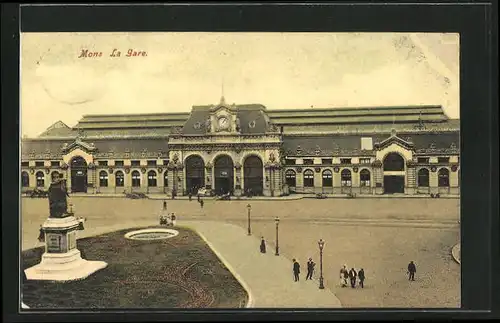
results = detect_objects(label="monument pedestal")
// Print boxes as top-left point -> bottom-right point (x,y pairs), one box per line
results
24,216 -> 107,281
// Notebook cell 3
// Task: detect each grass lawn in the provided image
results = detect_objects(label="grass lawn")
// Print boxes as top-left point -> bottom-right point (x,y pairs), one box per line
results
21,227 -> 248,309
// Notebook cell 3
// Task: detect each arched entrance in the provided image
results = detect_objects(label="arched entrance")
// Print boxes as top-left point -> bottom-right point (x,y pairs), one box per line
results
383,152 -> 405,194
185,155 -> 205,194
70,156 -> 88,193
214,155 -> 234,195
243,155 -> 263,196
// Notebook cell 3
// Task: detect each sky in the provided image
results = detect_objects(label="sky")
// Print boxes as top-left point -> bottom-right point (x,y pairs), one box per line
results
20,32 -> 459,138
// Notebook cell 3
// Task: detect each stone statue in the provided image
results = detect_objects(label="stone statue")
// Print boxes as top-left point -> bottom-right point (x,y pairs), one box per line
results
48,173 -> 70,218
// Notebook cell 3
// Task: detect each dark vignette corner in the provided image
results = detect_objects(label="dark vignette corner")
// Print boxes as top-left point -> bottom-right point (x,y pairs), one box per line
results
1,2 -> 21,323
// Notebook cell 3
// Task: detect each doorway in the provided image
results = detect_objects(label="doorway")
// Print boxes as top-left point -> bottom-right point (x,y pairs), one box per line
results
383,176 -> 405,194
243,155 -> 264,196
70,156 -> 88,193
214,155 -> 234,195
185,155 -> 205,194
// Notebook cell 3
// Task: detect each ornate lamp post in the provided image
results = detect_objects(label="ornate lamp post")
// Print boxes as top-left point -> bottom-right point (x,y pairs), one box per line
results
247,204 -> 252,236
318,239 -> 325,289
275,216 -> 280,256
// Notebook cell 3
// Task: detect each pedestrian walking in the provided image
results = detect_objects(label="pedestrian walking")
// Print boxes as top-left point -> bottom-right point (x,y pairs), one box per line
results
292,259 -> 301,282
407,261 -> 416,281
188,192 -> 192,201
171,213 -> 177,226
163,200 -> 167,210
306,258 -> 315,280
200,199 -> 204,209
260,237 -> 266,253
358,268 -> 365,288
339,265 -> 348,287
349,268 -> 357,288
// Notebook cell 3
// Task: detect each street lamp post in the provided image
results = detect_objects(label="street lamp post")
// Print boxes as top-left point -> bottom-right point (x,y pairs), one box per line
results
275,216 -> 280,256
247,204 -> 251,236
318,239 -> 325,289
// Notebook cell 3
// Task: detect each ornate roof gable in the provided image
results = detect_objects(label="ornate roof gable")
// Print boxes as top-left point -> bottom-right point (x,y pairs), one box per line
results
374,129 -> 414,150
61,138 -> 98,154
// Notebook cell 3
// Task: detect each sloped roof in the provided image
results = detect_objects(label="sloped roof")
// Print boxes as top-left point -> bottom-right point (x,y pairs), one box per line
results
21,138 -> 169,160
282,131 -> 460,157
64,104 -> 450,134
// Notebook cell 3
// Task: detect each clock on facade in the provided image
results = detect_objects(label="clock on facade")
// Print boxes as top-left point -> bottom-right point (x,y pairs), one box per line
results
218,116 -> 229,130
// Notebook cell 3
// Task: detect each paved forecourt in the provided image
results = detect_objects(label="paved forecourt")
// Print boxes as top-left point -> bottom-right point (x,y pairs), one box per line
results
179,220 -> 342,308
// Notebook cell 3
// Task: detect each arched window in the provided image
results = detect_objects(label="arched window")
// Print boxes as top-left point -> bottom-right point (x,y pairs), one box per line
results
36,171 -> 45,187
303,169 -> 314,187
438,168 -> 450,187
115,171 -> 124,187
322,170 -> 333,187
164,171 -> 169,187
360,169 -> 371,187
285,169 -> 296,187
148,170 -> 157,187
417,168 -> 429,187
21,171 -> 29,187
383,153 -> 405,171
131,170 -> 141,187
99,171 -> 108,187
341,169 -> 352,187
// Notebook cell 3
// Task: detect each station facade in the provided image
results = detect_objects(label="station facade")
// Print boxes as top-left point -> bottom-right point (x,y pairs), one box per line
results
21,97 -> 460,197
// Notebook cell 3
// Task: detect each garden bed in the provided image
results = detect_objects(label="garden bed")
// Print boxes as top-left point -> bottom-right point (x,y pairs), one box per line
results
22,227 -> 247,309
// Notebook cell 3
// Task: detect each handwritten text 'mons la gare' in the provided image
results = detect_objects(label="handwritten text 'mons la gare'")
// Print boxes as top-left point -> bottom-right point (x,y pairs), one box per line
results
78,49 -> 147,58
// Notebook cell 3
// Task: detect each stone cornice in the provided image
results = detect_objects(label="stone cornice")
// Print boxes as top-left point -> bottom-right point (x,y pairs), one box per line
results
168,143 -> 281,151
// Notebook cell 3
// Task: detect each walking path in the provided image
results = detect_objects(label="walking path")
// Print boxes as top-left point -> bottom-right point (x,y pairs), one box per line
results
179,220 -> 342,308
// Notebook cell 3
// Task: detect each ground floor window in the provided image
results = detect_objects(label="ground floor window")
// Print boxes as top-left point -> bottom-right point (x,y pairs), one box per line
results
418,168 -> 429,187
303,169 -> 314,187
148,170 -> 157,187
132,171 -> 141,187
341,169 -> 352,187
322,170 -> 332,187
36,171 -> 44,187
115,171 -> 124,187
360,169 -> 371,187
438,168 -> 449,187
285,169 -> 296,187
99,171 -> 108,187
21,171 -> 29,187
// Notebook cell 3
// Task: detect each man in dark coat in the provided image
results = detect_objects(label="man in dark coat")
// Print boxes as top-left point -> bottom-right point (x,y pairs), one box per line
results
188,192 -> 192,201
200,199 -> 204,209
349,268 -> 357,288
358,268 -> 365,288
260,237 -> 266,253
407,261 -> 417,281
306,258 -> 315,280
293,259 -> 301,282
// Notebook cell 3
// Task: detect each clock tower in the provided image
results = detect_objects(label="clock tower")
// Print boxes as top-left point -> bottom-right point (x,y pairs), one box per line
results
207,95 -> 240,134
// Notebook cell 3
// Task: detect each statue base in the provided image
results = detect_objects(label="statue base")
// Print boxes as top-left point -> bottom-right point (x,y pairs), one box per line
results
24,216 -> 107,281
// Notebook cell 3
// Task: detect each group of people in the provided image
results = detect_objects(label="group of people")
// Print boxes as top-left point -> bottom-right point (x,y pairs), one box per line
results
288,258 -> 418,288
291,258 -> 317,282
339,265 -> 365,288
159,201 -> 177,226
